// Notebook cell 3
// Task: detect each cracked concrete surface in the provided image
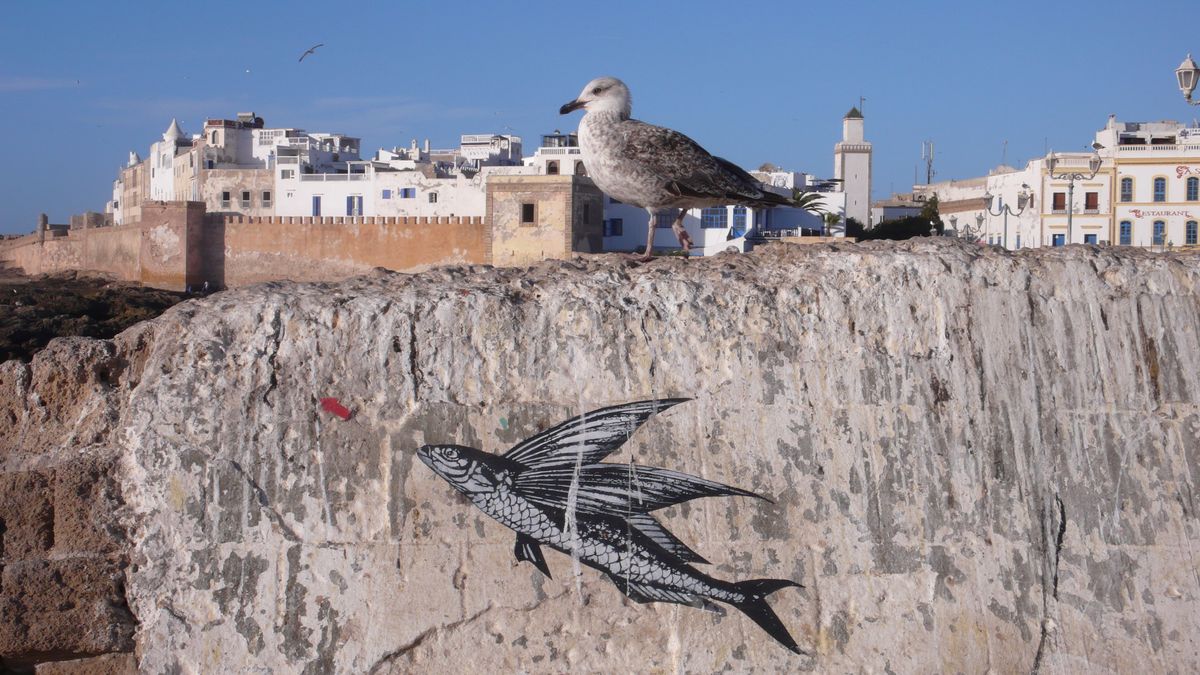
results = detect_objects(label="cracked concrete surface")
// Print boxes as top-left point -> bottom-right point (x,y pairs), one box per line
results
2,238 -> 1198,672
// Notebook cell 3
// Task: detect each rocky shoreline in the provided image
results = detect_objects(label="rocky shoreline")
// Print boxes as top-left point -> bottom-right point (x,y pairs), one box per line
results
0,270 -> 187,363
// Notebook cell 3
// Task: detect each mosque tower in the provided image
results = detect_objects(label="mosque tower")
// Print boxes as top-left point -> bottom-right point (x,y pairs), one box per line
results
834,106 -> 872,226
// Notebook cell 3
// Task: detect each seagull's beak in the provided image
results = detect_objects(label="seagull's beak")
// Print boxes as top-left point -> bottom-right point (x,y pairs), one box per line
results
559,98 -> 585,115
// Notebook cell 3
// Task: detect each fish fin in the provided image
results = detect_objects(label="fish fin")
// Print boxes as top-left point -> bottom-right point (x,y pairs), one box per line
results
609,577 -> 725,614
626,513 -> 709,565
515,464 -> 764,516
732,578 -> 807,655
514,534 -> 551,579
502,399 -> 689,471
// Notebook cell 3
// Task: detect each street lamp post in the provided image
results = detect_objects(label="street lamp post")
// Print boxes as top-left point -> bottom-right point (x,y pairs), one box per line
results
982,185 -> 1030,249
1177,54 -> 1200,105
1046,152 -> 1103,245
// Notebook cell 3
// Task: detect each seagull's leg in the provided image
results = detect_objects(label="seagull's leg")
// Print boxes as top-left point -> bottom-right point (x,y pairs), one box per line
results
638,210 -> 657,261
671,209 -> 693,256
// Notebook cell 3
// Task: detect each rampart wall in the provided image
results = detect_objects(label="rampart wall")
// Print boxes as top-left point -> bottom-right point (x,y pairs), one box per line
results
212,215 -> 489,287
0,211 -> 493,290
0,175 -> 601,290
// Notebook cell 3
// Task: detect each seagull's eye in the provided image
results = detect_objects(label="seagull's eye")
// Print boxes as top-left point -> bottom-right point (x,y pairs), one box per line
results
592,87 -> 603,95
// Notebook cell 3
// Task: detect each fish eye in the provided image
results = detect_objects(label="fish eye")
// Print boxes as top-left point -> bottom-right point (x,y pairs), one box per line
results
592,86 -> 603,95
442,447 -> 459,460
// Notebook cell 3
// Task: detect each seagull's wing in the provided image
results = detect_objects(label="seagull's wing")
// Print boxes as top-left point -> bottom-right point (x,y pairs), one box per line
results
621,120 -> 789,206
503,399 -> 689,471
298,44 -> 324,61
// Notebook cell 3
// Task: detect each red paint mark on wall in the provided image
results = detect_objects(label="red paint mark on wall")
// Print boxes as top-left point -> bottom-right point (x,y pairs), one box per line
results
320,397 -> 352,420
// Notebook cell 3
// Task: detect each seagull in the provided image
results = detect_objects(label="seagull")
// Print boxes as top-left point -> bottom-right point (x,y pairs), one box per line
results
299,43 -> 324,62
560,76 -> 792,260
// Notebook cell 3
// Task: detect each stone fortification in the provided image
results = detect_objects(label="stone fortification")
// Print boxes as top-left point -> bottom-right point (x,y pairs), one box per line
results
0,175 -> 603,291
0,238 -> 1197,672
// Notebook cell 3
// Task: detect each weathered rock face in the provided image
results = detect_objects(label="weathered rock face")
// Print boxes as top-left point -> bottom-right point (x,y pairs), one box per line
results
2,238 -> 1198,672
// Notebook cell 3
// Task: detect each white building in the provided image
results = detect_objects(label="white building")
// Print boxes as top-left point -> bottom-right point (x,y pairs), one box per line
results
906,116 -> 1200,250
1102,117 -> 1200,247
109,113 -> 369,224
459,133 -> 523,169
523,132 -> 587,177
273,162 -> 535,219
273,133 -> 534,219
148,119 -> 190,202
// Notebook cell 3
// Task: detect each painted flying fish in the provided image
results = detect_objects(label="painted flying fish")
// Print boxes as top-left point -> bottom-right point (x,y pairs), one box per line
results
417,398 -> 805,654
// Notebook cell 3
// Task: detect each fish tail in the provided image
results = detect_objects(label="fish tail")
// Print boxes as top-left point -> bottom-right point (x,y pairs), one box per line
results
731,578 -> 806,655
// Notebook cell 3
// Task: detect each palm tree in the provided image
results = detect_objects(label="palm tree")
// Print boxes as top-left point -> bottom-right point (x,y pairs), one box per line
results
822,212 -> 842,236
790,189 -> 827,215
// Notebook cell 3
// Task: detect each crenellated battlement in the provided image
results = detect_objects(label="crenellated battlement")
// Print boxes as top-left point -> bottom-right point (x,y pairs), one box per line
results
219,215 -> 485,226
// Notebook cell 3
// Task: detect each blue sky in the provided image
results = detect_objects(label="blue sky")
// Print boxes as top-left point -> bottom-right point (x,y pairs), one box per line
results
1,0 -> 1197,233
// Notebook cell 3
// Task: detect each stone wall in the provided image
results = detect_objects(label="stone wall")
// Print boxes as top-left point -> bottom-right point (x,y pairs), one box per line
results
1,239 -> 1196,672
0,338 -> 143,673
0,180 -> 600,289
487,175 -> 604,267
201,168 -> 275,219
137,201 -> 206,291
0,224 -> 143,282
213,214 -> 490,287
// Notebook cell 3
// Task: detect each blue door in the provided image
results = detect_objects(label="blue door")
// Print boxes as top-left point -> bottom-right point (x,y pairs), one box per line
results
1052,234 -> 1065,247
312,195 -> 322,217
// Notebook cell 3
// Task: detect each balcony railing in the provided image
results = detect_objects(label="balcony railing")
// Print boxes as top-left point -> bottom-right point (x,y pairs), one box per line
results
1116,144 -> 1200,153
299,173 -> 368,182
539,147 -> 582,155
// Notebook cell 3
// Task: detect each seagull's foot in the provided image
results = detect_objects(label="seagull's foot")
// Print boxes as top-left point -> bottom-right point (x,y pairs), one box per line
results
623,250 -> 655,263
672,224 -> 694,256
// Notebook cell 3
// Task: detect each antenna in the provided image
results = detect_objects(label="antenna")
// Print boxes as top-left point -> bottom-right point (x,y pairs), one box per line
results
859,95 -> 866,116
921,140 -> 936,184
1001,139 -> 1008,167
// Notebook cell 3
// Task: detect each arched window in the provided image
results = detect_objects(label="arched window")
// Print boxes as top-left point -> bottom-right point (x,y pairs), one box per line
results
1153,220 -> 1165,245
210,131 -> 218,144
1188,177 -> 1199,201
1153,177 -> 1167,202
546,160 -> 559,175
1120,177 -> 1133,202
1119,221 -> 1132,246
574,161 -> 587,176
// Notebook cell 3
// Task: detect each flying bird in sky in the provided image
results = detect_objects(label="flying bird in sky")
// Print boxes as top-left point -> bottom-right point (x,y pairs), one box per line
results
298,43 -> 324,62
560,76 -> 793,260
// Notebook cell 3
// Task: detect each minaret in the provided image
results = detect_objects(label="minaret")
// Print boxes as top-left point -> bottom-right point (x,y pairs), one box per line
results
834,107 -> 872,226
